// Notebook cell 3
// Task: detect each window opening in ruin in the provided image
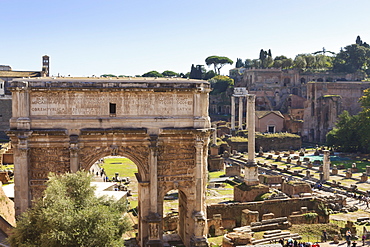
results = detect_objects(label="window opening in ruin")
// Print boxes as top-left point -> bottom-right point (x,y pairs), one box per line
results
109,103 -> 116,116
268,125 -> 275,133
89,155 -> 138,240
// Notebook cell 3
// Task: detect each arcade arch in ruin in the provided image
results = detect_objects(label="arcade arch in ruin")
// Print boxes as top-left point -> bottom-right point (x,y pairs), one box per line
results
7,77 -> 211,247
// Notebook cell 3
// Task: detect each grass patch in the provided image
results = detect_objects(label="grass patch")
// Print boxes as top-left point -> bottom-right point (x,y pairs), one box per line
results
289,223 -> 340,242
208,236 -> 223,246
331,160 -> 370,173
101,157 -> 137,178
208,171 -> 226,180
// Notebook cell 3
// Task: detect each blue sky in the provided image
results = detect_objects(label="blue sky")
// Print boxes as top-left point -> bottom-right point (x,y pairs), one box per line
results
2,0 -> 370,77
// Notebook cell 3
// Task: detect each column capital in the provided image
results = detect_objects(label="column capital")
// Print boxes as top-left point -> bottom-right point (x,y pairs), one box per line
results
149,135 -> 159,156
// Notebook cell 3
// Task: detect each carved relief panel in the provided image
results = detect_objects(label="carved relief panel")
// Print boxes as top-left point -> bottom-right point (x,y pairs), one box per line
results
29,147 -> 70,180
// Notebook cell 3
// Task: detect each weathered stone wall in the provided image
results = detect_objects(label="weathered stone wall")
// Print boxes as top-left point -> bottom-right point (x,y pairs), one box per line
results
234,184 -> 269,202
0,97 -> 11,140
258,174 -> 282,184
227,136 -> 301,152
303,81 -> 370,142
256,136 -> 301,151
207,198 -> 320,228
281,181 -> 312,197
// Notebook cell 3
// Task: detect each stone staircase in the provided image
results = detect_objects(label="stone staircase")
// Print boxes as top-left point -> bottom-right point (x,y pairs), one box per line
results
252,230 -> 302,245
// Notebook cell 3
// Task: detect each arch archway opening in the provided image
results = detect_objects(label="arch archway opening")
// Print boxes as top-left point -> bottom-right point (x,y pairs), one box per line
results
88,155 -> 139,241
162,189 -> 188,245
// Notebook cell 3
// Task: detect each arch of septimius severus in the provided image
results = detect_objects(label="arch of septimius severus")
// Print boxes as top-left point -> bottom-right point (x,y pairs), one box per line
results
6,77 -> 211,247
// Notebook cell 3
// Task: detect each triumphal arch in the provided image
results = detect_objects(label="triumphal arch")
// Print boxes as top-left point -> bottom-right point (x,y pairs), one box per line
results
7,77 -> 211,246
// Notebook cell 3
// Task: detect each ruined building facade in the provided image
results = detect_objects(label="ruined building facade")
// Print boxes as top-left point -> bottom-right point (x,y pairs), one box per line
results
303,81 -> 370,142
0,56 -> 49,139
209,68 -> 370,141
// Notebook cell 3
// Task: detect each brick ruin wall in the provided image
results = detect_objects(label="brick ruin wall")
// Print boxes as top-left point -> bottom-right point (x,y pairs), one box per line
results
207,198 -> 320,228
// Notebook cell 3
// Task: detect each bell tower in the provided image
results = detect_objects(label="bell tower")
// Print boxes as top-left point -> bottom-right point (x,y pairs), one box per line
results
42,55 -> 49,77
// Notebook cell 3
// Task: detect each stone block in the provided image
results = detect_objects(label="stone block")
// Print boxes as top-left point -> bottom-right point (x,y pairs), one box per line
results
241,209 -> 259,226
262,213 -> 275,220
361,174 -> 368,182
226,165 -> 241,177
307,162 -> 313,169
332,168 -> 338,175
346,172 -> 352,179
234,183 -> 269,202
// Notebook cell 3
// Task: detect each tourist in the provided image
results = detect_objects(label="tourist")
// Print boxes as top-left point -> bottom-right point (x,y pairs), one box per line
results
362,235 -> 366,245
347,230 -> 352,247
322,230 -> 327,242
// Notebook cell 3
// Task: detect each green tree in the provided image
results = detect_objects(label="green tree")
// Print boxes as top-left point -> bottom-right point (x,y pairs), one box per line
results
189,64 -> 204,79
205,55 -> 233,75
235,58 -> 244,68
333,42 -> 370,73
142,70 -> 163,77
273,56 -> 287,69
101,74 -> 117,77
294,55 -> 307,69
203,70 -> 216,80
244,59 -> 253,68
327,111 -> 361,152
162,70 -> 178,77
209,75 -> 234,94
281,58 -> 293,69
252,59 -> 262,68
9,171 -> 131,247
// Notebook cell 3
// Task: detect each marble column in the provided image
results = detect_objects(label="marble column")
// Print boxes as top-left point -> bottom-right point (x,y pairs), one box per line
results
14,133 -> 32,216
323,150 -> 330,181
244,94 -> 259,185
191,135 -> 208,246
238,96 -> 243,130
12,84 -> 32,215
245,96 -> 248,129
212,124 -> 217,145
231,96 -> 235,130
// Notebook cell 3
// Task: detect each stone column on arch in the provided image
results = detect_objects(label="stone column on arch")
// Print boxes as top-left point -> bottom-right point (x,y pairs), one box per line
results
238,96 -> 243,130
10,82 -> 32,215
12,132 -> 32,216
191,134 -> 208,246
231,96 -> 235,131
323,150 -> 330,181
146,135 -> 161,245
69,135 -> 80,173
244,94 -> 259,185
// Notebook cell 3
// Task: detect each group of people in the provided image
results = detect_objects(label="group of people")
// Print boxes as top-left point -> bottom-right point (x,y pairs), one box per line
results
276,230 -> 367,247
278,238 -> 318,247
346,230 -> 367,247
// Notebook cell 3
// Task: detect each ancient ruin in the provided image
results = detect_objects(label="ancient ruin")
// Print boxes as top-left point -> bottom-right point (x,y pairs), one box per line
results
7,77 -> 212,247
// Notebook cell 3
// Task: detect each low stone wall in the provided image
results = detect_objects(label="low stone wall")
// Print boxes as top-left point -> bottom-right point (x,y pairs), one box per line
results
256,136 -> 301,151
207,198 -> 320,228
226,136 -> 301,153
